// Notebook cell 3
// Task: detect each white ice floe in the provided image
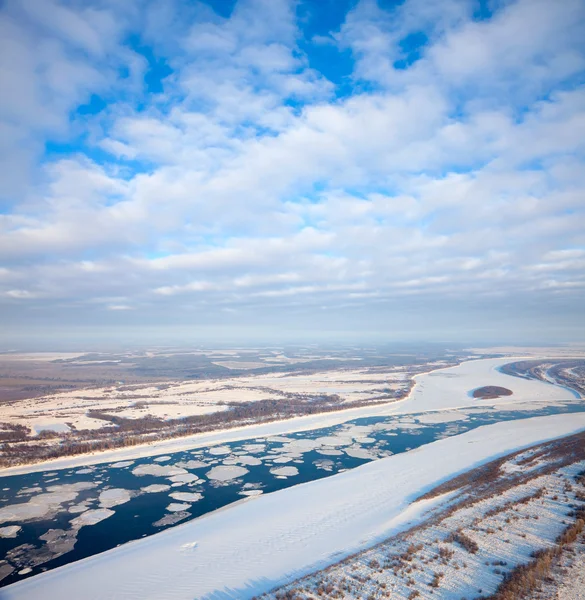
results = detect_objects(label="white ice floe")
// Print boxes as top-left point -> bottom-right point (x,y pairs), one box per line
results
0,525 -> 21,538
169,493 -> 203,503
272,456 -> 293,464
269,466 -> 299,477
99,489 -> 132,508
168,473 -> 200,484
314,435 -> 353,447
141,484 -> 171,494
205,465 -> 249,481
166,503 -> 191,513
343,446 -> 376,460
8,412 -> 585,600
238,490 -> 263,497
234,455 -> 262,466
110,461 -> 134,468
174,460 -> 208,470
131,464 -> 187,478
0,483 -> 96,524
68,501 -> 91,514
16,486 -> 42,495
207,446 -> 231,456
153,456 -> 171,463
242,444 -> 265,454
69,508 -> 114,528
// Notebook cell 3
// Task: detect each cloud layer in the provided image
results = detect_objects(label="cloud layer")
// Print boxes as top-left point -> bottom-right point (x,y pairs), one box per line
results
1,0 -> 584,344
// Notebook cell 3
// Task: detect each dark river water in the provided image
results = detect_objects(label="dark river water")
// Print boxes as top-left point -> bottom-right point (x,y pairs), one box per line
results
0,398 -> 583,588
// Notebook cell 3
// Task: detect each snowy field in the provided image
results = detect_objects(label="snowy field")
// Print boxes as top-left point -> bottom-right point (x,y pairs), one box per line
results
3,411 -> 585,600
1,364 -> 416,435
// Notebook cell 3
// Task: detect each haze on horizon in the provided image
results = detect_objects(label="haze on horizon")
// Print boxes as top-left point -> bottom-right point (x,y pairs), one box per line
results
1,0 -> 584,348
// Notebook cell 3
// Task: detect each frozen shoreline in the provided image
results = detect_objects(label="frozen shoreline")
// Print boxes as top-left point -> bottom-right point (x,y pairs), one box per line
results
4,411 -> 585,600
1,356 -> 575,477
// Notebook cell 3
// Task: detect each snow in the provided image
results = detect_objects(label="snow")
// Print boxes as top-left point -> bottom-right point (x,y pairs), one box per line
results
33,423 -> 70,435
6,411 -> 585,600
398,357 -> 572,414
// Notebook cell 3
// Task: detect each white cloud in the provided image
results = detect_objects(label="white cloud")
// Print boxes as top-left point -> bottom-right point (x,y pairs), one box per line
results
0,0 -> 584,342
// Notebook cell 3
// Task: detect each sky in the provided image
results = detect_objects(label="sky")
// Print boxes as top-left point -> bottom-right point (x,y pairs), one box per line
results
0,0 -> 584,347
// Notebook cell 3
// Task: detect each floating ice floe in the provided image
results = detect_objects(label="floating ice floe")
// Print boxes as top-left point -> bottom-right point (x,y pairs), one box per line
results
153,456 -> 172,463
16,486 -> 43,495
175,460 -> 208,469
314,435 -> 353,447
99,489 -> 133,508
70,508 -> 114,528
0,526 -> 21,538
110,461 -> 134,469
169,492 -> 203,503
270,466 -> 299,477
272,456 -> 293,464
313,460 -> 335,472
317,448 -> 343,456
166,503 -> 191,512
208,446 -> 231,456
344,446 -> 376,460
242,444 -> 265,453
235,455 -> 262,466
68,501 -> 92,514
141,484 -> 171,494
153,511 -> 190,527
0,482 -> 97,524
168,473 -> 200,484
131,464 -> 187,478
205,465 -> 249,481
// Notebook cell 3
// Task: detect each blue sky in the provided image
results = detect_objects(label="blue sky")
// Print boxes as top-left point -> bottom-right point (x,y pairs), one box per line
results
0,0 -> 584,347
